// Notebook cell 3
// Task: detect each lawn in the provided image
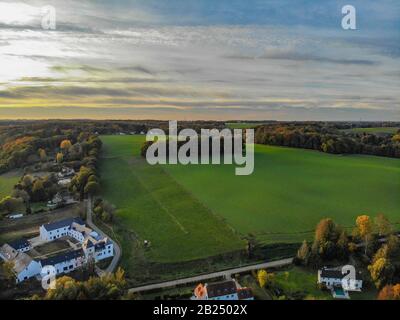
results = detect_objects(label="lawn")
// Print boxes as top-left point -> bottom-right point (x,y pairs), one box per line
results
100,135 -> 245,264
273,267 -> 331,300
341,127 -> 399,134
0,170 -> 19,200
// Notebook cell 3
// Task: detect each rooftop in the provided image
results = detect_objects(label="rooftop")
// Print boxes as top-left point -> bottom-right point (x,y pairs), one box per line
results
9,238 -> 30,251
206,280 -> 237,298
40,249 -> 84,266
42,217 -> 84,232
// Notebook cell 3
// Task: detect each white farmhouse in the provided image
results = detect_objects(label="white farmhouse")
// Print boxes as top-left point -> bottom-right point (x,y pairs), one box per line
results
8,238 -> 31,253
0,244 -> 41,283
318,267 -> 363,299
40,249 -> 85,276
1,217 -> 114,284
40,217 -> 85,241
193,280 -> 254,301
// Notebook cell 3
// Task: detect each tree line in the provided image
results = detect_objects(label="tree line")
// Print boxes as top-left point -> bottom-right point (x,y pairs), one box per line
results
254,124 -> 400,158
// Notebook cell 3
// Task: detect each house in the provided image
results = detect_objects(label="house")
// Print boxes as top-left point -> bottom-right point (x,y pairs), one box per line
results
1,217 -> 114,284
40,217 -> 85,241
47,192 -> 77,208
58,178 -> 72,187
57,167 -> 75,179
40,217 -> 114,262
9,238 -> 31,253
40,249 -> 85,276
318,267 -> 363,299
0,244 -> 41,283
83,237 -> 114,262
193,280 -> 254,300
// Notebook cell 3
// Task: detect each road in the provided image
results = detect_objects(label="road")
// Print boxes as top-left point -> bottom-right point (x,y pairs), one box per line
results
129,258 -> 293,293
86,196 -> 122,274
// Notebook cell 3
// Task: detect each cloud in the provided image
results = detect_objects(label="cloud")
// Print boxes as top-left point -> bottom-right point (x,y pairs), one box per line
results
0,1 -> 399,120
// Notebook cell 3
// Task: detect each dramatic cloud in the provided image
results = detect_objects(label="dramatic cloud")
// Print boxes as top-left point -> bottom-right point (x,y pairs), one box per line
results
0,0 -> 399,120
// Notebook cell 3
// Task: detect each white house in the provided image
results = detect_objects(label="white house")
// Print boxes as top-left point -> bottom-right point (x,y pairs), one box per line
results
0,244 -> 41,283
40,217 -> 114,262
193,280 -> 254,300
9,238 -> 31,253
1,217 -> 114,284
318,267 -> 363,299
40,249 -> 85,276
40,217 -> 85,241
83,238 -> 114,262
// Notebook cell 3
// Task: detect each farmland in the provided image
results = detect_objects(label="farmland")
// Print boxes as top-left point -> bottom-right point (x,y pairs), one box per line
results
99,135 -> 245,264
100,135 -> 400,263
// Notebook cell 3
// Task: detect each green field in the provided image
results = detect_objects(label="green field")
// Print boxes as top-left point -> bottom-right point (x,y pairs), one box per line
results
100,135 -> 400,262
0,171 -> 19,200
100,135 -> 245,263
342,127 -> 399,134
164,144 -> 400,243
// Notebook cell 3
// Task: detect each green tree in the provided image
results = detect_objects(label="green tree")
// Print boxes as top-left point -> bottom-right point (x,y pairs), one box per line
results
84,181 -> 100,196
0,196 -> 23,214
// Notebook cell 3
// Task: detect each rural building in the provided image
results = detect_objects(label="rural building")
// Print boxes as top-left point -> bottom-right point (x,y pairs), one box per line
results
9,238 -> 31,253
318,267 -> 363,299
40,217 -> 85,241
40,249 -> 85,275
193,280 -> 254,300
0,244 -> 41,283
1,217 -> 114,283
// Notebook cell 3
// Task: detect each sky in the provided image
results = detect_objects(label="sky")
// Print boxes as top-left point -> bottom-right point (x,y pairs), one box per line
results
0,0 -> 399,121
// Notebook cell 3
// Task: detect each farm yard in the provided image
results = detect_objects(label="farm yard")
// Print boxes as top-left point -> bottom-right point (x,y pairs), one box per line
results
100,135 -> 400,268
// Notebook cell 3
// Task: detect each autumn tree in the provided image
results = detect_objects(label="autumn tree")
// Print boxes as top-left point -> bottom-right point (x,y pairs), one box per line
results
38,148 -> 47,162
60,140 -> 72,153
257,269 -> 274,288
56,152 -> 64,163
377,284 -> 400,300
40,267 -> 127,300
295,240 -> 310,265
355,215 -> 373,255
0,196 -> 23,214
257,270 -> 267,288
32,179 -> 46,202
368,257 -> 395,289
374,213 -> 392,236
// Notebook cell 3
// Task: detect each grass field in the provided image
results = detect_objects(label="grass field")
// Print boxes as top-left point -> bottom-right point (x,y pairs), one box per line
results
0,171 -> 19,200
100,135 -> 245,263
341,127 -> 399,134
100,135 -> 400,262
164,144 -> 400,243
